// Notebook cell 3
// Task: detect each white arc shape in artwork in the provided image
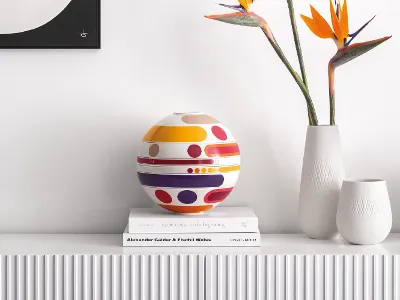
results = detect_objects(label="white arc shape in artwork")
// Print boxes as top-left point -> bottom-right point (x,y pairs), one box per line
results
0,0 -> 72,34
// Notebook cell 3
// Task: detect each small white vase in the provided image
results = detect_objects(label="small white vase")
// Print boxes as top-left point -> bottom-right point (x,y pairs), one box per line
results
337,180 -> 392,245
299,126 -> 345,239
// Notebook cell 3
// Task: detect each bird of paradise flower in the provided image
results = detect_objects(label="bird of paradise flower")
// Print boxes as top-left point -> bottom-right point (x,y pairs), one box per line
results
205,0 -> 391,125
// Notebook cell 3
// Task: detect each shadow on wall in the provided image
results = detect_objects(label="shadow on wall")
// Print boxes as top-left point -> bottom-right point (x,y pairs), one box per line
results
235,127 -> 302,233
0,109 -> 153,233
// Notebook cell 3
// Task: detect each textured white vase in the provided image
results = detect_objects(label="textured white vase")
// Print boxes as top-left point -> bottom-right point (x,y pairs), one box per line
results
299,126 -> 345,239
337,180 -> 392,245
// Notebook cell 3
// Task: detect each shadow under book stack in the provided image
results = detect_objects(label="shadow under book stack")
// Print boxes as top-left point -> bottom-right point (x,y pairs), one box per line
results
123,207 -> 260,247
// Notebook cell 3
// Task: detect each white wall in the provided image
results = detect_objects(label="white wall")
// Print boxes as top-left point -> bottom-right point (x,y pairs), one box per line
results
0,0 -> 398,233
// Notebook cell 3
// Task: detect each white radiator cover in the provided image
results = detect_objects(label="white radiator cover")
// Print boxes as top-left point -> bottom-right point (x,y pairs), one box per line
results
1,254 -> 399,300
1,235 -> 400,299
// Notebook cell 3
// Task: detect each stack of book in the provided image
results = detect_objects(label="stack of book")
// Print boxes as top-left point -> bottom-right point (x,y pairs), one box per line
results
123,207 -> 260,247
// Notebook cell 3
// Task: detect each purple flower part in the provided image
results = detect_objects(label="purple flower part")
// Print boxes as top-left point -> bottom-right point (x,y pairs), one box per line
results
335,1 -> 340,18
218,3 -> 247,13
345,15 -> 376,47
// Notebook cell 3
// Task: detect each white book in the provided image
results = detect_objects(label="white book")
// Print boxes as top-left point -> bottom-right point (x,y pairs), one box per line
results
123,226 -> 260,247
128,207 -> 258,233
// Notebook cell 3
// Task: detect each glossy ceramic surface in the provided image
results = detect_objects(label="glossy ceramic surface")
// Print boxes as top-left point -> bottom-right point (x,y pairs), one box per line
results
137,112 -> 240,214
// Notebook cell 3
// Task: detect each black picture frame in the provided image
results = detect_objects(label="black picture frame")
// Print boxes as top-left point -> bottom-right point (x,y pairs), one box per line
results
0,0 -> 100,49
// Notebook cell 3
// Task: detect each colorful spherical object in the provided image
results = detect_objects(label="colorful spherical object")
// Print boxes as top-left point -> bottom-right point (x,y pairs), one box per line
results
137,112 -> 240,214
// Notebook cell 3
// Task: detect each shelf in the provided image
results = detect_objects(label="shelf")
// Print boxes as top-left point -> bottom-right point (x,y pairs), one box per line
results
1,233 -> 400,255
1,234 -> 399,299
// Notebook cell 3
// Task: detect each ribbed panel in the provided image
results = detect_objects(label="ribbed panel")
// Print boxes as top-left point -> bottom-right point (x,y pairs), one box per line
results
0,255 -> 398,300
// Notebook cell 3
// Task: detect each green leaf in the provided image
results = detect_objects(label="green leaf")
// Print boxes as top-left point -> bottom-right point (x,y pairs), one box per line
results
205,12 -> 265,27
329,36 -> 391,69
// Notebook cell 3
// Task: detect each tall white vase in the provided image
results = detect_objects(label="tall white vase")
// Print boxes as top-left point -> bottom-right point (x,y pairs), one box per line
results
337,180 -> 392,245
299,126 -> 345,239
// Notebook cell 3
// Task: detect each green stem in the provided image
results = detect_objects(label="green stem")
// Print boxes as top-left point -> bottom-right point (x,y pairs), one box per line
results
261,27 -> 318,126
286,0 -> 309,90
328,65 -> 335,125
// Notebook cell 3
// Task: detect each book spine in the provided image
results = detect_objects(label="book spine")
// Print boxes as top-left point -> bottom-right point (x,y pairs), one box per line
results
123,232 -> 260,247
128,218 -> 258,233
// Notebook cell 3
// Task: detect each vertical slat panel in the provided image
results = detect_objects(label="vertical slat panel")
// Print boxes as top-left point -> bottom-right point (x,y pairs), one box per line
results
246,255 -> 256,300
140,255 -> 149,300
226,255 -> 234,300
373,255 -> 383,300
334,255 -> 341,300
169,255 -> 176,300
35,255 -> 44,300
0,253 -> 400,300
188,255 -> 195,300
16,256 -> 23,300
121,255 -> 127,300
63,255 -> 69,300
364,255 -> 373,300
236,255 -> 244,300
383,255 -> 392,300
111,255 -> 121,300
132,255 -> 140,300
159,255 -> 165,300
44,255 -> 53,300
82,255 -> 90,300
343,255 -> 352,300
0,255 -> 6,299
0,256 -> 4,300
53,255 -> 60,300
7,255 -> 15,300
178,255 -> 185,300
92,255 -> 100,300
353,255 -> 362,300
205,255 -> 215,300
149,255 -> 156,300
256,255 -> 264,300
314,255 -> 322,300
324,255 -> 333,300
275,255 -> 284,300
266,255 -> 275,300
198,255 -> 205,300
394,255 -> 399,300
216,255 -> 224,300
101,255 -> 109,300
26,255 -> 35,300
304,255 -> 313,300
154,255 -> 164,300
285,255 -> 294,300
294,255 -> 304,300
75,255 -> 82,300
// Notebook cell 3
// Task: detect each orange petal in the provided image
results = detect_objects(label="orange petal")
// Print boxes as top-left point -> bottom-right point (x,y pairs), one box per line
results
238,0 -> 249,11
330,0 -> 344,44
340,0 -> 349,37
309,5 -> 334,39
301,15 -> 321,38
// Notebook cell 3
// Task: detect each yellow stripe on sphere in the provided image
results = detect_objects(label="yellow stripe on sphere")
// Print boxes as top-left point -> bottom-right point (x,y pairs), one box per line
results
142,126 -> 207,143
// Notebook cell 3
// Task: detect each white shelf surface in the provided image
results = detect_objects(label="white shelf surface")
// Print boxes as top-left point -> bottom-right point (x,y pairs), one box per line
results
1,234 -> 400,300
1,233 -> 400,254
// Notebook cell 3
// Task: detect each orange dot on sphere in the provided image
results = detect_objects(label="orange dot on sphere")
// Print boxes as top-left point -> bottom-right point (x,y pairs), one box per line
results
195,168 -> 200,173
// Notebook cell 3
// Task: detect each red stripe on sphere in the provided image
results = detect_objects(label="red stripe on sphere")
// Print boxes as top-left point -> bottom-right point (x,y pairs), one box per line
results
155,190 -> 172,203
211,126 -> 227,141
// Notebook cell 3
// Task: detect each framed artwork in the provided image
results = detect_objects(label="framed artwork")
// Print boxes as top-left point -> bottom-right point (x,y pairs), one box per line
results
0,0 -> 100,49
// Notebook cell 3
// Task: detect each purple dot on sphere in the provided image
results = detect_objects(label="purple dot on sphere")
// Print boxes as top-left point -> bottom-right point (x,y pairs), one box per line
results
177,190 -> 197,204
